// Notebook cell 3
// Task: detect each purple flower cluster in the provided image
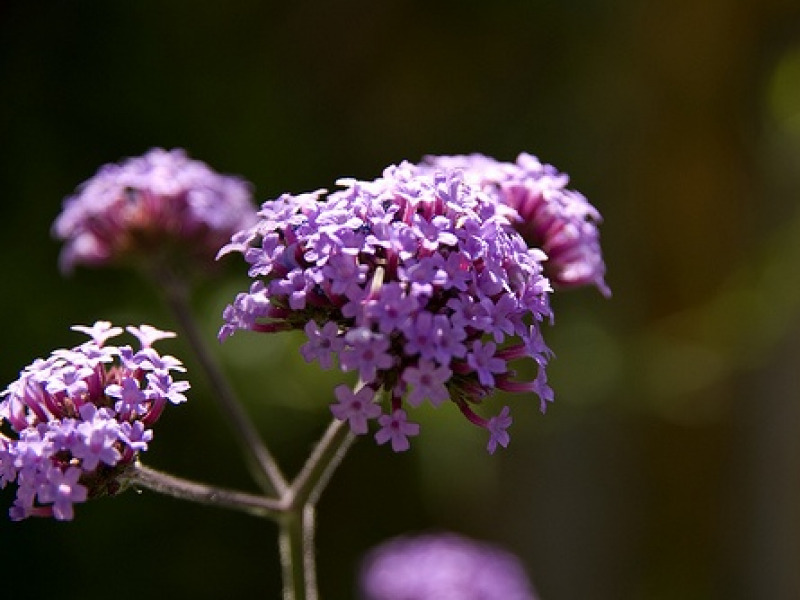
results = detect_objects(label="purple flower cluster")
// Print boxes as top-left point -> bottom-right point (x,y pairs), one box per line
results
359,532 -> 538,600
0,322 -> 189,521
218,160 -> 562,452
420,153 -> 610,296
53,148 -> 257,273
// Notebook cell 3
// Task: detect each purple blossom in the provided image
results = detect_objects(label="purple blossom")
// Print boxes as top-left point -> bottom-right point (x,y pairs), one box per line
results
300,320 -> 344,369
466,340 -> 507,387
486,406 -> 513,454
339,329 -> 394,383
36,466 -> 87,521
244,233 -> 281,277
401,312 -> 439,360
105,375 -> 148,416
145,371 -> 190,405
119,421 -> 153,452
359,532 -> 538,600
402,360 -> 452,407
53,148 -> 257,273
271,268 -> 313,310
0,322 -> 189,520
420,152 -> 610,296
44,364 -> 92,399
483,294 -> 519,343
132,348 -> 186,373
218,155 -> 606,451
321,254 -> 369,296
71,321 -> 123,345
363,282 -> 419,333
398,255 -> 448,297
375,410 -> 420,452
330,385 -> 381,434
412,214 -> 458,251
71,405 -> 122,471
126,324 -> 176,348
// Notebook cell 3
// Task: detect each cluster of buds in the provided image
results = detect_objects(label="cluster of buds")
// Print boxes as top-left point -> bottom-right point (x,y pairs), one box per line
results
0,322 -> 189,520
218,157 -> 599,452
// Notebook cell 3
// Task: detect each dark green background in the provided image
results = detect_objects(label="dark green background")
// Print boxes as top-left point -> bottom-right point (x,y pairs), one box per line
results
3,1 -> 800,598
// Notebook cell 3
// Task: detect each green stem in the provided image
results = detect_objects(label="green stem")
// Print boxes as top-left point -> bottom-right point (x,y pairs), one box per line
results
150,265 -> 288,496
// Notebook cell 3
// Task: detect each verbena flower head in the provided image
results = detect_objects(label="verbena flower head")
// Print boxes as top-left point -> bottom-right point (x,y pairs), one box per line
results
219,161 -> 557,452
0,322 -> 189,521
53,148 -> 257,273
421,153 -> 610,296
358,532 -> 538,600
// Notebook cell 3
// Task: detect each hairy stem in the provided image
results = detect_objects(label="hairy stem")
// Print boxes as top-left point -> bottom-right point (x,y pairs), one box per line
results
129,462 -> 283,519
279,505 -> 318,600
279,418 -> 356,600
288,418 -> 356,508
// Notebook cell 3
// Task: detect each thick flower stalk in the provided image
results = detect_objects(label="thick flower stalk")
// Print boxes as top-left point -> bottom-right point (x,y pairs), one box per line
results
0,322 -> 189,520
359,532 -> 538,600
420,153 -> 610,296
218,161 -> 558,453
52,147 -> 257,273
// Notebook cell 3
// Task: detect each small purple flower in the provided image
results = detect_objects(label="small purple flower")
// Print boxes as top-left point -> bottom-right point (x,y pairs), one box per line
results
401,312 -> 439,360
330,385 -> 381,435
145,371 -> 190,405
322,253 -> 369,296
363,282 -> 419,334
105,375 -> 148,417
0,322 -> 189,521
486,406 -> 513,454
402,360 -> 452,407
300,320 -> 344,369
398,255 -> 448,297
271,268 -> 313,310
466,340 -> 507,387
53,148 -> 257,273
374,410 -> 420,452
119,421 -> 153,452
126,324 -> 176,348
45,364 -> 92,399
359,532 -> 538,600
133,348 -> 186,373
71,405 -> 122,471
71,321 -> 123,345
36,466 -> 88,521
339,329 -> 394,383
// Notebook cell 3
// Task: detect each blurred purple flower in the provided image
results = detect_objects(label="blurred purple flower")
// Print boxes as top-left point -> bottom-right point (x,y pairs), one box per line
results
53,148 -> 257,273
359,532 -> 538,600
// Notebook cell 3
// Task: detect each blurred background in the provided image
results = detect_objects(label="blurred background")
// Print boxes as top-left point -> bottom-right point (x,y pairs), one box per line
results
3,1 -> 800,598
